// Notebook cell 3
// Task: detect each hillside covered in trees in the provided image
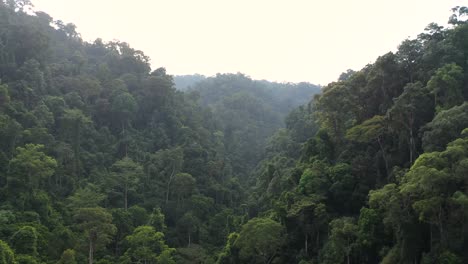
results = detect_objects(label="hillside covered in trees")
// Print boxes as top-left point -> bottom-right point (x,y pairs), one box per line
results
1,0 -> 468,263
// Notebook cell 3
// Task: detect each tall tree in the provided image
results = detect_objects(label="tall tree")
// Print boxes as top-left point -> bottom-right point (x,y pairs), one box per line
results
109,157 -> 143,210
74,207 -> 116,264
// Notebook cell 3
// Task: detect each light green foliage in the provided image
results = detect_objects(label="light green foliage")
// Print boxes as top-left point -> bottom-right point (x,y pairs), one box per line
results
0,240 -> 16,264
346,115 -> 386,144
67,184 -> 105,209
147,207 -> 166,232
156,249 -> 176,264
57,249 -> 77,264
9,144 -> 57,189
216,232 -> 239,264
422,102 -> 468,151
298,162 -> 329,198
122,225 -> 174,264
234,217 -> 284,263
399,137 -> 468,247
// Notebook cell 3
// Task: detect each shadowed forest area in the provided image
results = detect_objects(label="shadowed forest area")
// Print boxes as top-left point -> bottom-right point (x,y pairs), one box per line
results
1,1 -> 468,263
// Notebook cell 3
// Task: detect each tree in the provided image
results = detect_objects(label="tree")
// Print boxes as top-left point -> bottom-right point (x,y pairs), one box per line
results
3,0 -> 32,12
346,115 -> 390,175
57,249 -> 77,264
147,207 -> 166,232
14,255 -> 38,264
0,83 -> 10,109
427,63 -> 464,110
110,91 -> 136,155
314,83 -> 354,145
217,232 -> 240,264
10,226 -> 38,256
121,226 -> 175,264
9,144 -> 57,190
60,109 -> 91,177
109,157 -> 143,210
172,173 -> 196,203
67,184 -> 105,209
421,102 -> 468,151
387,82 -> 434,164
449,6 -> 468,25
286,195 -> 328,257
177,212 -> 200,247
234,218 -> 285,264
147,147 -> 184,204
0,114 -> 22,160
74,207 -> 116,264
320,218 -> 359,264
400,137 -> 468,250
0,239 -> 16,264
32,102 -> 54,128
397,39 -> 423,82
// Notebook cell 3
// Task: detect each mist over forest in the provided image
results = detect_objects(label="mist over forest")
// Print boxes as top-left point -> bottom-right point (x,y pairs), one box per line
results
1,1 -> 468,263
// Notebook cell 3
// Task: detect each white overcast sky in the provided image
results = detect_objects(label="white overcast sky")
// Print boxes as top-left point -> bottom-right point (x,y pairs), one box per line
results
33,0 -> 468,85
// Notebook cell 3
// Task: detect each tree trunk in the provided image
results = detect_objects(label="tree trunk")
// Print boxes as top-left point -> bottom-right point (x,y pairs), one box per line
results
409,129 -> 414,165
317,231 -> 320,249
430,224 -> 433,253
305,233 -> 308,255
73,123 -> 81,178
124,184 -> 128,210
408,114 -> 415,165
89,239 -> 94,264
122,120 -> 127,157
377,137 -> 390,179
165,164 -> 176,204
438,204 -> 445,247
266,253 -> 277,264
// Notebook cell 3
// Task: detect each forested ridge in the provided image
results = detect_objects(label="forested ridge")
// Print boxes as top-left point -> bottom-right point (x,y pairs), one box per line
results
1,1 -> 468,263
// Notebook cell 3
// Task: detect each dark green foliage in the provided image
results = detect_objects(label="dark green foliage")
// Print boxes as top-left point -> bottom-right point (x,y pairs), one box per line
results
0,3 -> 320,262
10,226 -> 38,256
422,102 -> 468,151
247,7 -> 468,264
1,2 -> 468,264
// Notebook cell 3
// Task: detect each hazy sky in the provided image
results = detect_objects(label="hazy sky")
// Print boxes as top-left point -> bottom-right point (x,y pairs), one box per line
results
34,0 -> 468,85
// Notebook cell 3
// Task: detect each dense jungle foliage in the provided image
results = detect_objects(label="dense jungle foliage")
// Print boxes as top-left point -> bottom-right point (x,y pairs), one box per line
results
1,1 -> 468,263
